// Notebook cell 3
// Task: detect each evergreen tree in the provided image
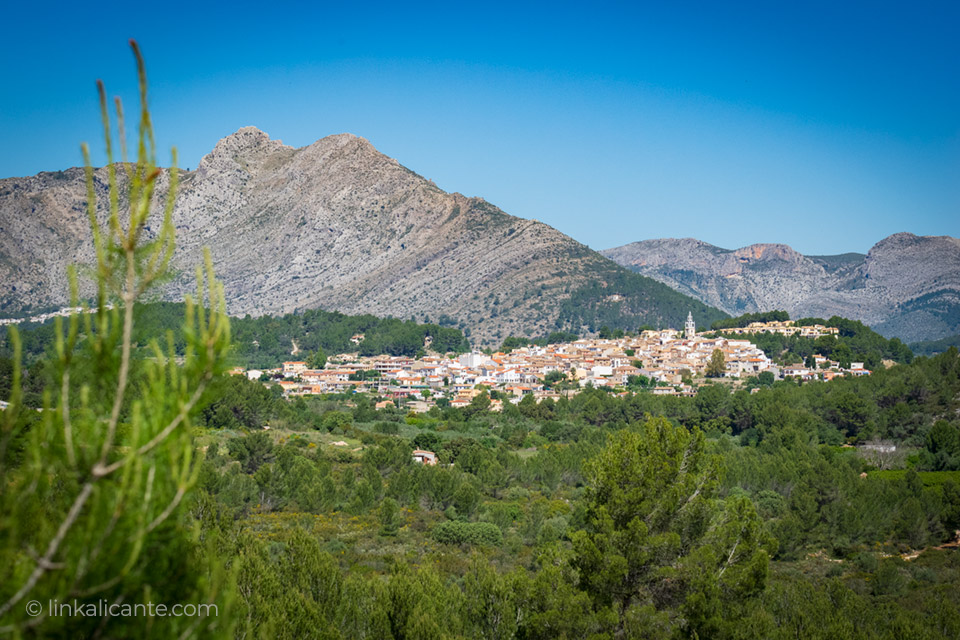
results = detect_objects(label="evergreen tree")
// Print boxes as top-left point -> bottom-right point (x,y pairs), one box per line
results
0,42 -> 233,637
308,346 -> 327,369
572,417 -> 773,636
379,497 -> 403,536
706,348 -> 726,378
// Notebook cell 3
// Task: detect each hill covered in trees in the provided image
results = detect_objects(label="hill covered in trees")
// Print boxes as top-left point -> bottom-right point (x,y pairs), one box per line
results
707,312 -> 914,368
911,334 -> 960,358
0,302 -> 471,368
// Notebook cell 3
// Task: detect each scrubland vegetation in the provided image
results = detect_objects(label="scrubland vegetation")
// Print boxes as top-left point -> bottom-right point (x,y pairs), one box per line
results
4,342 -> 960,638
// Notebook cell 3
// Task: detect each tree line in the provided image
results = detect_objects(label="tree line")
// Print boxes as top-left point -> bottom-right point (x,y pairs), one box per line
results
0,301 -> 471,369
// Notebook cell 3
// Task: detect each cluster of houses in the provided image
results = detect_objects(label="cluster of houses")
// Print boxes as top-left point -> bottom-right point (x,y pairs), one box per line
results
226,314 -> 872,412
715,320 -> 839,338
227,314 -> 860,410
709,319 -> 871,381
781,355 -> 871,381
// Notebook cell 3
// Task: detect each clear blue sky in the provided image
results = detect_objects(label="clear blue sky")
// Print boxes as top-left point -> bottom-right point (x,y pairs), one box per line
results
1,0 -> 957,255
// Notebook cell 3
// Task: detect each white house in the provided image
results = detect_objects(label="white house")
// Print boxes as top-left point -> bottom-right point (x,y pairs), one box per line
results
459,352 -> 492,368
412,449 -> 438,465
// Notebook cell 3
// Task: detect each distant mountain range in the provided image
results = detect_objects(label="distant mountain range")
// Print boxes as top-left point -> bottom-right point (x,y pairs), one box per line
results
0,128 -> 725,345
602,234 -> 960,343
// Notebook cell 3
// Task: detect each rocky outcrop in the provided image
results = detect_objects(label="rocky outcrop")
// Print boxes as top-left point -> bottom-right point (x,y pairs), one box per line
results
0,128 -> 725,345
602,234 -> 960,342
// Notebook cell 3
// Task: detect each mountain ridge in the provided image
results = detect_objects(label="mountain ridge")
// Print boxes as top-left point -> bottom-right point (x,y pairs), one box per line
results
602,234 -> 960,342
0,127 -> 726,345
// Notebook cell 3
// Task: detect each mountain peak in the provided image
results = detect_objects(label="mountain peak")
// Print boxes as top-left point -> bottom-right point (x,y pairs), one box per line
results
213,126 -> 289,154
303,132 -> 380,156
872,232 -> 919,249
196,127 -> 292,176
231,125 -> 269,137
732,243 -> 803,263
324,132 -> 363,143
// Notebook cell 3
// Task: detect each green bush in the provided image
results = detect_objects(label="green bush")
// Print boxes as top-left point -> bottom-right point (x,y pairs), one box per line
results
322,410 -> 352,433
375,421 -> 400,434
431,520 -> 503,546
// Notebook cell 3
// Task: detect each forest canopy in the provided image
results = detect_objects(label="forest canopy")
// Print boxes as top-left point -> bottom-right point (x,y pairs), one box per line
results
1,301 -> 471,367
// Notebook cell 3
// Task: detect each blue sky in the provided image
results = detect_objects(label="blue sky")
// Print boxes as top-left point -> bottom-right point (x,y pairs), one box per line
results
1,1 -> 957,255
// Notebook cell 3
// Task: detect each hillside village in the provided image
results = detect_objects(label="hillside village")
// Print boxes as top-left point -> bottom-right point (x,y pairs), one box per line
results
233,315 -> 871,411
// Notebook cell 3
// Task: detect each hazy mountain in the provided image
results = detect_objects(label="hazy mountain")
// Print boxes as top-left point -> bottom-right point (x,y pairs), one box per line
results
602,234 -> 960,342
0,127 -> 725,345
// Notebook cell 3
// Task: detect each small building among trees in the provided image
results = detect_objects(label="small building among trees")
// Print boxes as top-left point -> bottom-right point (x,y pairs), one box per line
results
412,449 -> 438,465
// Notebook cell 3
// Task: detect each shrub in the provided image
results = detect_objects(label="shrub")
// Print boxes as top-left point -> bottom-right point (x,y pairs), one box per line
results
375,421 -> 400,435
379,497 -> 402,536
431,521 -> 503,546
413,430 -> 442,452
322,410 -> 352,433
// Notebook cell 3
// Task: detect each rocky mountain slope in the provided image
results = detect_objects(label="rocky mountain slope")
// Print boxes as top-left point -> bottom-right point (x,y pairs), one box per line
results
0,128 -> 725,345
602,234 -> 960,342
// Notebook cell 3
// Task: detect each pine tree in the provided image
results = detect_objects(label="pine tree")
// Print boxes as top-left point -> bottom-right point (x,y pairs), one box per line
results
0,41 -> 233,637
572,417 -> 774,637
379,497 -> 402,536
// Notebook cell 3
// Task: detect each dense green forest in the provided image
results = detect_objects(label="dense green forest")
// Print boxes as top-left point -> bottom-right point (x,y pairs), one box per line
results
193,350 -> 960,639
911,333 -> 960,357
556,262 -> 729,334
0,302 -> 471,368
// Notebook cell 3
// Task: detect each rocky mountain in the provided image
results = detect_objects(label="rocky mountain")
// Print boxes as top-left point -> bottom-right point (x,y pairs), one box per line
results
601,234 -> 960,342
0,127 -> 725,345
